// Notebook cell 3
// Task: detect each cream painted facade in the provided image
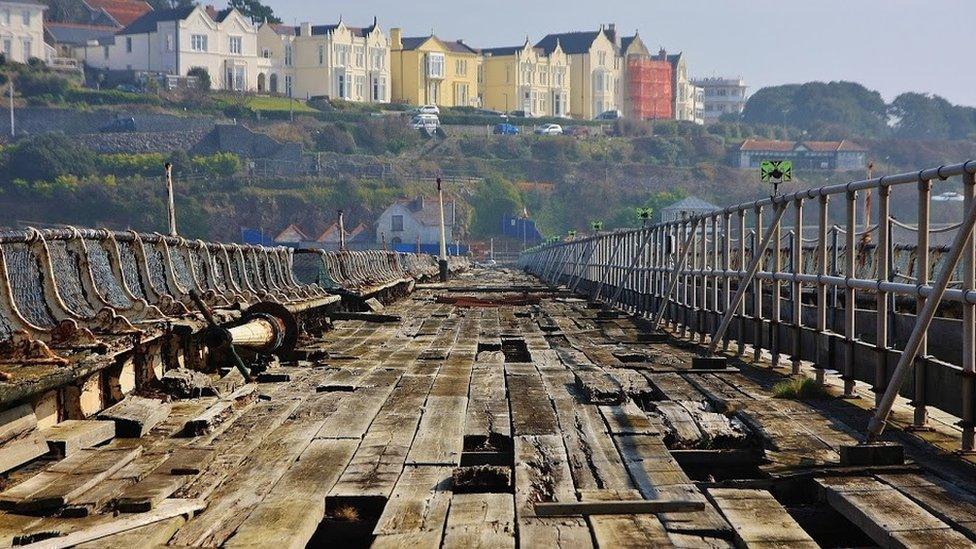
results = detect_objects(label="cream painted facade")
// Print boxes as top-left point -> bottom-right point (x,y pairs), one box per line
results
535,27 -> 620,119
389,29 -> 480,108
670,53 -> 702,124
257,19 -> 390,101
0,0 -> 45,63
81,6 -> 269,92
481,40 -> 569,117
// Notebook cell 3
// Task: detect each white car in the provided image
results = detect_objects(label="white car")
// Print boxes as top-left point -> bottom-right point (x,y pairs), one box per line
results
410,113 -> 440,130
416,104 -> 440,115
534,124 -> 563,136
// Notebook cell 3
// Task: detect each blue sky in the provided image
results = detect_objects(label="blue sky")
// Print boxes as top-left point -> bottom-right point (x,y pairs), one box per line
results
262,0 -> 975,106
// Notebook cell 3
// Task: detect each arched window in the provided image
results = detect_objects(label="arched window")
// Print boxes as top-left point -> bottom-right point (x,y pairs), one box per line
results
269,73 -> 279,94
257,73 -> 266,93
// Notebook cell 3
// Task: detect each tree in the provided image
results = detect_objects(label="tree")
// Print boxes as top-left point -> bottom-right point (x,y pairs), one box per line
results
889,93 -> 976,141
225,0 -> 280,24
742,81 -> 888,139
186,66 -> 210,91
469,175 -> 523,237
6,133 -> 95,183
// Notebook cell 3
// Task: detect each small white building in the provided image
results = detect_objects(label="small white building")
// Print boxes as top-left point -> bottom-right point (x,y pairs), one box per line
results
80,5 -> 270,92
660,196 -> 720,223
692,76 -> 748,123
0,0 -> 46,64
376,197 -> 456,248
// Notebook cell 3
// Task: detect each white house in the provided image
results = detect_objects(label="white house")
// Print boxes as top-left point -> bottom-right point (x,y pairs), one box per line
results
0,0 -> 46,64
80,5 -> 269,91
376,197 -> 456,248
257,18 -> 390,101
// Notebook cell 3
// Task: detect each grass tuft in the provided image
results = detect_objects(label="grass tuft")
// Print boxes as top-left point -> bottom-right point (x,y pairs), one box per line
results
772,377 -> 829,400
331,505 -> 360,522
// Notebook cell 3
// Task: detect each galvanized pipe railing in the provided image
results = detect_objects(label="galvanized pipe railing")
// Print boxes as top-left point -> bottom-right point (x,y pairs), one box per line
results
519,160 -> 976,448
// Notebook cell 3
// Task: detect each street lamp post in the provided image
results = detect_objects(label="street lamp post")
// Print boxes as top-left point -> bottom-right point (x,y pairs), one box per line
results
437,177 -> 448,281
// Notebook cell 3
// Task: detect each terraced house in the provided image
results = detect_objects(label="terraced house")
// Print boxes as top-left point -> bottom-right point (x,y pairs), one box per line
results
257,18 -> 390,101
535,25 -> 620,119
481,38 -> 570,117
80,5 -> 266,91
389,29 -> 480,108
0,0 -> 46,63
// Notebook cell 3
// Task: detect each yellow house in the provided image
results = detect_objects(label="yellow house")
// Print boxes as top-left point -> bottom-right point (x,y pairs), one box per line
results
481,39 -> 570,117
535,25 -> 621,119
389,28 -> 480,107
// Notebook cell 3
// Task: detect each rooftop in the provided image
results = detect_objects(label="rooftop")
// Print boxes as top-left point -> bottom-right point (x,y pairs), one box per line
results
739,139 -> 867,153
82,0 -> 152,27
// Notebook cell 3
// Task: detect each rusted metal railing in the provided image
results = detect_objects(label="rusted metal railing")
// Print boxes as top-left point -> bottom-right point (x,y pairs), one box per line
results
519,160 -> 976,448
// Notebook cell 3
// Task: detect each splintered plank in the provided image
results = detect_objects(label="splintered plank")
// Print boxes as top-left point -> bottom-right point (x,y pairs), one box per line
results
613,434 -> 690,492
224,439 -> 359,548
574,368 -> 626,405
13,446 -> 142,513
653,402 -> 704,448
645,373 -> 705,402
506,365 -> 559,436
599,402 -> 661,436
442,493 -> 515,549
372,465 -> 453,547
514,435 -> 576,520
114,474 -> 187,512
707,488 -> 817,547
98,396 -> 170,438
818,476 -> 973,548
406,396 -> 467,466
42,420 -> 115,456
465,362 -> 511,439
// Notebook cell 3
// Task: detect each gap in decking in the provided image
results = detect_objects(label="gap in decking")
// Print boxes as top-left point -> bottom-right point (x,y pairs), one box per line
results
767,477 -> 878,548
476,342 -> 502,354
500,338 -> 531,363
315,495 -> 387,548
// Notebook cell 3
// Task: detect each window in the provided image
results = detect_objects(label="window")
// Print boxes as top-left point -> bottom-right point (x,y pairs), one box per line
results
6,40 -> 14,58
21,39 -> 29,57
334,44 -> 349,66
101,44 -> 108,59
370,47 -> 384,69
191,34 -> 207,52
166,34 -> 174,52
318,45 -> 324,65
261,47 -> 271,58
229,36 -> 242,55
1,10 -> 8,26
456,83 -> 468,106
391,215 -> 404,232
371,75 -> 386,101
285,74 -> 293,97
125,37 -> 132,53
455,59 -> 466,75
21,9 -> 29,25
598,51 -> 606,66
355,75 -> 365,99
336,73 -> 347,98
426,53 -> 444,78
354,46 -> 364,67
284,44 -> 292,66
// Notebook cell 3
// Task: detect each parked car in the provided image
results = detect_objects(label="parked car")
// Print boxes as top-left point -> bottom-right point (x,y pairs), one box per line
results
534,124 -> 563,136
410,113 -> 440,131
595,109 -> 622,120
493,123 -> 519,135
564,125 -> 590,137
415,104 -> 440,115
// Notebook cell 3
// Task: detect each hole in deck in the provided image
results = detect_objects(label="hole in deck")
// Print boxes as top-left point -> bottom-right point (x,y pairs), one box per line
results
315,496 -> 386,549
768,478 -> 878,548
500,339 -> 531,363
477,342 -> 502,354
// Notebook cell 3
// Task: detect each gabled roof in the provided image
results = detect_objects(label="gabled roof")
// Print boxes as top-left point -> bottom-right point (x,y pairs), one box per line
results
481,45 -> 525,57
739,139 -> 867,153
117,5 -> 195,35
274,224 -> 310,243
400,35 -> 478,54
387,197 -> 456,228
661,196 -> 720,212
45,22 -> 117,46
83,0 -> 151,27
535,30 -> 610,55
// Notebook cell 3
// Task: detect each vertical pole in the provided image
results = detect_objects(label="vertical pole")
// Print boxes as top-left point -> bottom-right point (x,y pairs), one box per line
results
8,81 -> 13,137
736,210 -> 747,355
722,212 -> 732,350
652,217 -> 701,330
844,190 -> 857,397
337,209 -> 347,251
610,229 -> 651,304
772,204 -> 782,367
437,177 -> 448,281
165,162 -> 177,237
792,197 -> 804,374
816,195 -> 829,384
490,238 -> 494,261
913,179 -> 931,428
711,215 -> 720,339
875,181 -> 891,407
753,205 -> 764,363
963,170 -> 975,451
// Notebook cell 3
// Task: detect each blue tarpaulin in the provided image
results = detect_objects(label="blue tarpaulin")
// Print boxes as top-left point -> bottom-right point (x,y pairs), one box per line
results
240,228 -> 275,246
393,243 -> 468,255
501,215 -> 543,242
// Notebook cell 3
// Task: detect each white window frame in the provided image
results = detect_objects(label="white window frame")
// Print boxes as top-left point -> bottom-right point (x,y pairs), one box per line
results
284,44 -> 293,66
285,74 -> 293,97
21,38 -> 29,58
354,45 -> 364,67
191,34 -> 207,52
426,53 -> 444,78
229,36 -> 242,55
21,9 -> 29,26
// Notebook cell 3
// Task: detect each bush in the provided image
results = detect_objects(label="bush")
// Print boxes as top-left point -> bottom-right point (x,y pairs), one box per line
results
191,152 -> 240,176
187,67 -> 211,91
314,124 -> 357,153
17,71 -> 73,97
96,153 -> 167,177
223,103 -> 255,119
64,88 -> 160,106
6,133 -> 95,182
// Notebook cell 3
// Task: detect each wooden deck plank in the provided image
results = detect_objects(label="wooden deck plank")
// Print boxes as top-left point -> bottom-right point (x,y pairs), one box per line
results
372,465 -> 452,543
707,488 -> 817,547
442,493 -> 516,549
405,396 -> 467,466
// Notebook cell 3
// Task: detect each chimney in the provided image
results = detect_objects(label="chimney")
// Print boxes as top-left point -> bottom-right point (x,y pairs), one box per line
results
658,47 -> 667,61
300,22 -> 312,37
390,27 -> 402,50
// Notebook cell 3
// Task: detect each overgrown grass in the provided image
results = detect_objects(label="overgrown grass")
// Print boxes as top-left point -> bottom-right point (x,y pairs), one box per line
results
245,95 -> 317,112
772,377 -> 829,400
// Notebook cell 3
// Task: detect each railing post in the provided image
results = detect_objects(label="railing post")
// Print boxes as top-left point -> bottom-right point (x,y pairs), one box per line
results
698,216 -> 708,344
792,197 -> 804,375
753,204 -> 765,363
875,180 -> 891,407
722,211 -> 732,350
963,170 -> 975,451
652,217 -> 702,331
772,204 -> 783,367
737,210 -> 747,356
707,202 -> 788,356
844,189 -> 858,397
913,179 -> 932,429
867,168 -> 976,442
816,195 -> 829,384
610,229 -> 652,305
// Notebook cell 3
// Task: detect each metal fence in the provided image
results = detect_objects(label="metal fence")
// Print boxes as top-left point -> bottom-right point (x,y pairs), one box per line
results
519,160 -> 976,450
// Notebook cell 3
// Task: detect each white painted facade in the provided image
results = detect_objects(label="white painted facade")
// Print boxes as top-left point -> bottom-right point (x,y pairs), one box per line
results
80,7 -> 270,91
0,0 -> 45,63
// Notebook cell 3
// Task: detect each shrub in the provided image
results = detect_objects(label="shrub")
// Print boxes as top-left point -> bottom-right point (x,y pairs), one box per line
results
6,133 -> 95,182
187,67 -> 211,91
223,103 -> 255,119
191,152 -> 241,176
772,377 -> 828,400
314,124 -> 356,153
96,153 -> 167,177
17,71 -> 73,98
